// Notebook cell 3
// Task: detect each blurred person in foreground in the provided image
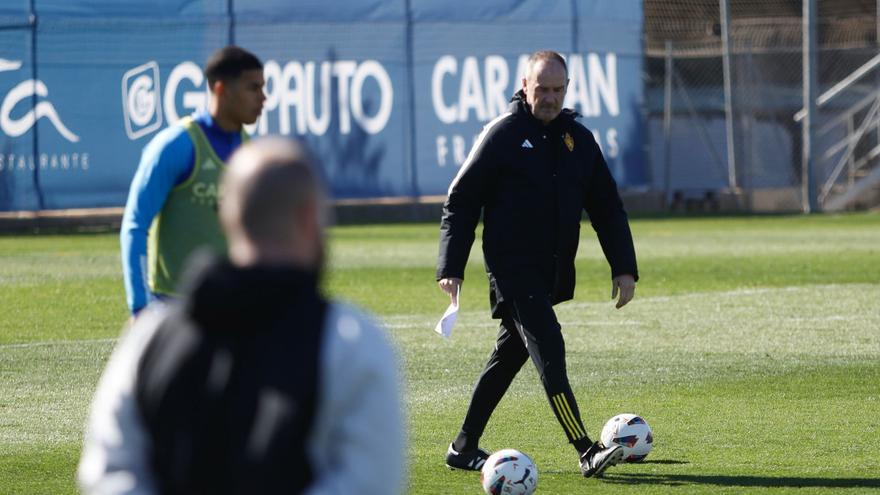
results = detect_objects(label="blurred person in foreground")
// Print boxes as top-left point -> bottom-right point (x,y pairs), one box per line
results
79,137 -> 406,494
436,50 -> 638,478
120,46 -> 265,319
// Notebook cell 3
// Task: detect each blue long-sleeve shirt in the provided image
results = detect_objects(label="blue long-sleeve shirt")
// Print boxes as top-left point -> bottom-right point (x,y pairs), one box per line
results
120,112 -> 243,314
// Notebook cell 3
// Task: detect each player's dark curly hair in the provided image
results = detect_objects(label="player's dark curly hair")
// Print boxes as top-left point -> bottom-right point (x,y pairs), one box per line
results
204,46 -> 263,86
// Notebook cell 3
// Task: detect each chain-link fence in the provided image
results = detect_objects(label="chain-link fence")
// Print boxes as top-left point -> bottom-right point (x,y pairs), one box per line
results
644,0 -> 880,211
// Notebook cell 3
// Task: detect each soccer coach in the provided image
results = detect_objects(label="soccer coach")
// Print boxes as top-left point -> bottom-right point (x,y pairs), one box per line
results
437,50 -> 638,478
79,137 -> 405,494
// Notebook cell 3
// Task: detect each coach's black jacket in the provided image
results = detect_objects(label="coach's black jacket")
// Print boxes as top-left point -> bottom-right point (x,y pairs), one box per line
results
437,90 -> 638,317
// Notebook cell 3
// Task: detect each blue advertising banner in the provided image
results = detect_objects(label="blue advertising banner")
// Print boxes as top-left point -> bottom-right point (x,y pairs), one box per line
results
235,1 -> 410,198
575,0 -> 647,187
0,24 -> 39,211
0,0 -> 644,211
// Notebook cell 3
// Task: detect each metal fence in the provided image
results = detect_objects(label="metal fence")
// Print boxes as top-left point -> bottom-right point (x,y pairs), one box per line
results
644,0 -> 880,211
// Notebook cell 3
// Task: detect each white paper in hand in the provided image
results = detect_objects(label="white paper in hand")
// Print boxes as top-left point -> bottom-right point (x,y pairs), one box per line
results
434,286 -> 460,339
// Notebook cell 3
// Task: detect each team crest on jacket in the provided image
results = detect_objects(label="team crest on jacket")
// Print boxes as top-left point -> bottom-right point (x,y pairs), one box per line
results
564,132 -> 574,152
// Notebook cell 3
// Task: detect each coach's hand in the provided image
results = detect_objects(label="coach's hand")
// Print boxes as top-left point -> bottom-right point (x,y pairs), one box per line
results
438,277 -> 462,306
612,274 -> 636,309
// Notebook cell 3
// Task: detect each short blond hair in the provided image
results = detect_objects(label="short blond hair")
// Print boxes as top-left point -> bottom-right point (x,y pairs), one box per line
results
220,137 -> 324,246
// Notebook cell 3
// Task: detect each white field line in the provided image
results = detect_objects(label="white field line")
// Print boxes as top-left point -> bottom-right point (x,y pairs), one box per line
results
558,283 -> 877,309
0,337 -> 117,349
2,283 -> 876,346
383,283 -> 878,328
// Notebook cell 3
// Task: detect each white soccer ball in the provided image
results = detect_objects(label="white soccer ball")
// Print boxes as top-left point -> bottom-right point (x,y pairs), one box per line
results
600,413 -> 654,462
480,449 -> 538,495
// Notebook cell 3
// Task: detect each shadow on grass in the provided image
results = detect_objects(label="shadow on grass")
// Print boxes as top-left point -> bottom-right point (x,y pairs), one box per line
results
603,473 -> 880,488
534,460 -> 690,476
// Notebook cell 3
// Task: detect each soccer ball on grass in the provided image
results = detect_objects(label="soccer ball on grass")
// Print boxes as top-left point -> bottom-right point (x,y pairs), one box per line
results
480,449 -> 538,495
600,413 -> 654,462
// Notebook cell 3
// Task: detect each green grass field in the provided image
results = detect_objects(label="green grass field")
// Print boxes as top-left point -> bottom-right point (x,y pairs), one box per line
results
1,213 -> 879,494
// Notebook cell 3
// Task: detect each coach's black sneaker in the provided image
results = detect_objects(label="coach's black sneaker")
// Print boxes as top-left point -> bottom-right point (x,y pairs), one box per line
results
445,443 -> 490,471
579,442 -> 624,478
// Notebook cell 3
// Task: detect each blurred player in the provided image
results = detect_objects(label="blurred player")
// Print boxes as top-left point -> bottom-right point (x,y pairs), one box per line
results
120,46 -> 265,318
80,137 -> 406,494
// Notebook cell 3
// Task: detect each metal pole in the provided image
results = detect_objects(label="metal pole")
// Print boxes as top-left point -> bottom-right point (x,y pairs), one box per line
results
403,0 -> 420,213
663,41 -> 673,209
227,0 -> 235,45
803,0 -> 819,212
29,0 -> 44,210
720,0 -> 738,190
847,115 -> 855,188
743,42 -> 754,200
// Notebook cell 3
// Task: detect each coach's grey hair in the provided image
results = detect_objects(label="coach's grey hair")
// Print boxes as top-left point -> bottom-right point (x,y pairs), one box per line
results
525,50 -> 568,79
